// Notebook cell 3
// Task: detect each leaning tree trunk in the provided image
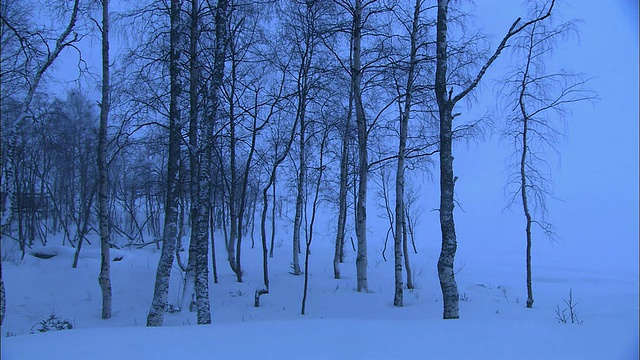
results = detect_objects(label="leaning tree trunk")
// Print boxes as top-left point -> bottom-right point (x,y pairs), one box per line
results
147,0 -> 182,327
97,0 -> 113,320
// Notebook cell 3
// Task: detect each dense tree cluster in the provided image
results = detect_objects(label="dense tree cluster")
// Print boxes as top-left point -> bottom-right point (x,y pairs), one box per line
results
1,0 -> 591,325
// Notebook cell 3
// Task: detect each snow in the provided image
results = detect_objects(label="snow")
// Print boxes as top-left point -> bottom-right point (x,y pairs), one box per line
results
1,229 -> 638,359
1,0 -> 638,359
3,318 -> 638,360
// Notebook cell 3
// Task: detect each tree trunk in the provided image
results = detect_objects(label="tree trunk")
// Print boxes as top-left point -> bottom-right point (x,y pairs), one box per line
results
432,0 -> 553,319
522,137 -> 534,308
402,210 -> 413,289
334,80 -> 352,280
302,129 -> 327,315
292,28 -> 313,277
0,260 -> 5,326
97,0 -> 113,320
257,104 -> 299,304
269,174 -> 276,258
291,107 -> 305,276
353,0 -> 368,293
147,0 -> 182,327
183,0 -> 201,308
210,207 -> 218,284
234,91 -> 261,282
181,238 -> 196,311
518,32 -> 535,309
435,0 -> 459,319
393,0 -> 421,307
228,42 -> 240,280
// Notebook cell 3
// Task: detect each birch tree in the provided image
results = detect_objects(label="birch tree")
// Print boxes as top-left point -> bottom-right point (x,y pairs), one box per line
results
351,0 -> 368,293
183,0 -> 202,310
332,80 -> 352,280
1,0 -> 83,247
500,7 -> 594,308
393,0 -> 422,307
301,124 -> 328,315
97,0 -> 113,321
0,0 -> 82,326
147,0 -> 183,327
193,0 -> 229,323
282,0 -> 327,276
434,0 -> 554,319
1,0 -> 82,230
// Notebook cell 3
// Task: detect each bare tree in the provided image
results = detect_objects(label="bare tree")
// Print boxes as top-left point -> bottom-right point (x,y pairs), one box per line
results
393,0 -> 423,307
97,0 -> 113,321
351,0 -> 369,293
147,0 -> 183,327
301,124 -> 328,315
282,0 -> 326,277
183,0 -> 202,309
434,0 -> 554,319
499,7 -> 594,308
193,0 -> 229,324
1,0 -> 82,230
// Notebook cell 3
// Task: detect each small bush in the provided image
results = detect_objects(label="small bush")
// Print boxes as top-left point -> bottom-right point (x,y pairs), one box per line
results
555,288 -> 582,325
30,314 -> 73,334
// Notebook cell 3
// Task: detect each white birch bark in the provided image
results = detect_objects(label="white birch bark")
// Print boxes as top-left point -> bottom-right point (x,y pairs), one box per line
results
183,0 -> 200,313
192,0 -> 230,324
334,81 -> 352,280
353,0 -> 368,293
394,0 -> 421,307
147,0 -> 182,327
97,0 -> 113,321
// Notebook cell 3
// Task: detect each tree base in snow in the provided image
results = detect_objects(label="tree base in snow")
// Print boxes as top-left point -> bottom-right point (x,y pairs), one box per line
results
254,288 -> 269,307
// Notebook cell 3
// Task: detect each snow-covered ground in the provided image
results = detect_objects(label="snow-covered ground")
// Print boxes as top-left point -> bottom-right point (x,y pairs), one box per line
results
1,0 -> 637,358
2,217 -> 637,359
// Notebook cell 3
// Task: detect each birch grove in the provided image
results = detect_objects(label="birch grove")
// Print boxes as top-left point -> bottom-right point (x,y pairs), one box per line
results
0,0 -> 591,324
